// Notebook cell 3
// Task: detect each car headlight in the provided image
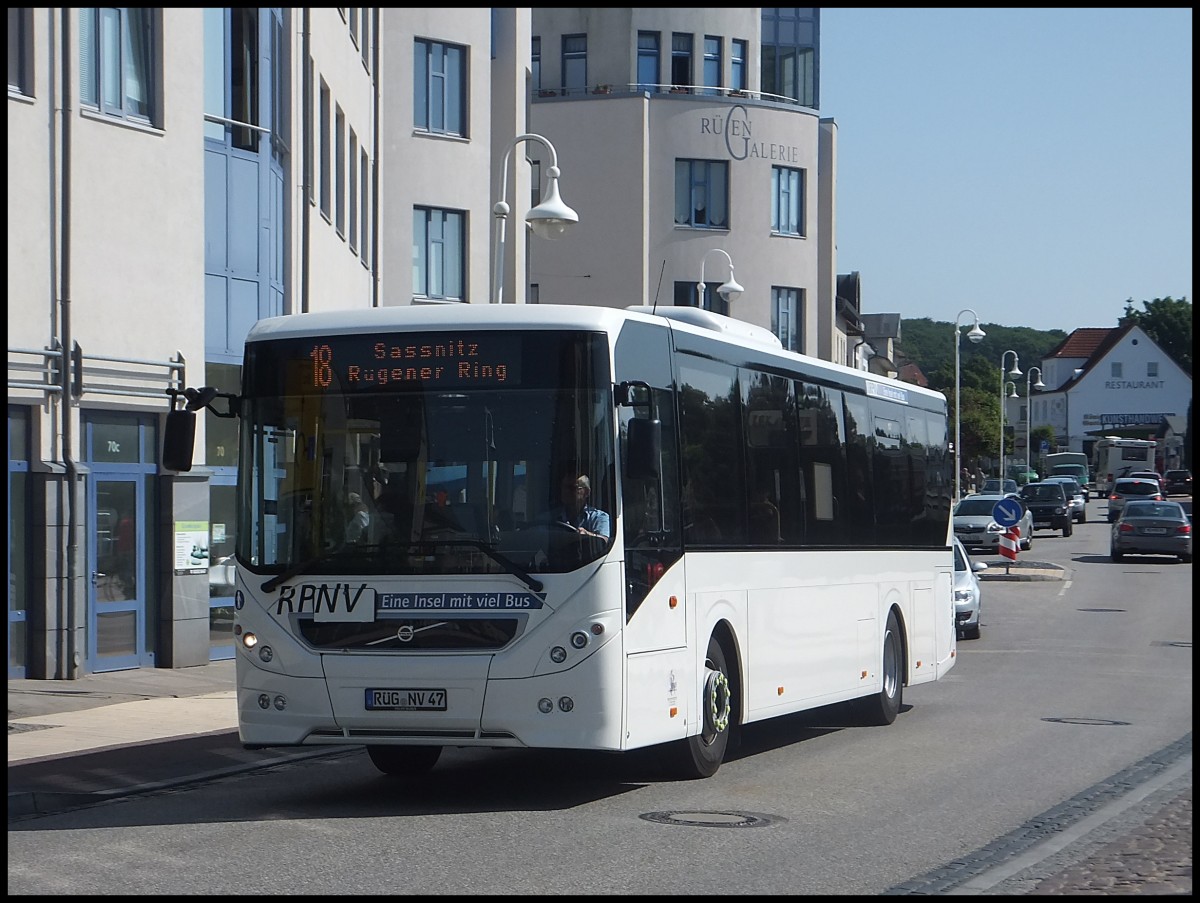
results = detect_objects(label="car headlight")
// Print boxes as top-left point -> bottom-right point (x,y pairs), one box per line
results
954,589 -> 973,603
986,523 -> 1003,533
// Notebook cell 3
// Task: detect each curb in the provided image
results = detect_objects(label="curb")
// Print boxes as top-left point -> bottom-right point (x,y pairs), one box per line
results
978,561 -> 1068,581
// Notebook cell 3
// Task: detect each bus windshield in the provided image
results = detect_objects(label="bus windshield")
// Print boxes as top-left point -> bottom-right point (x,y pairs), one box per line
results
236,329 -> 614,579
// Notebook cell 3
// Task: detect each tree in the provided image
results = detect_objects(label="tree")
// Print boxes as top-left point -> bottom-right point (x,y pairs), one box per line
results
1119,296 -> 1192,374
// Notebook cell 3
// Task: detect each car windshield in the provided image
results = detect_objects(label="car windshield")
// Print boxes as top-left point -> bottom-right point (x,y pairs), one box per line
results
955,498 -> 1003,517
1021,485 -> 1062,501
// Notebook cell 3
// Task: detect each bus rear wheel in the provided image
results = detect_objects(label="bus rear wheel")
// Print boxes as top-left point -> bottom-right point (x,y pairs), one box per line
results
857,610 -> 903,726
367,744 -> 442,776
668,636 -> 732,779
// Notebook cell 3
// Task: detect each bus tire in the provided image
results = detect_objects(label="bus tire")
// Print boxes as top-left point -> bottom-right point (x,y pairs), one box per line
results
668,636 -> 732,779
858,610 -> 903,726
366,744 -> 442,776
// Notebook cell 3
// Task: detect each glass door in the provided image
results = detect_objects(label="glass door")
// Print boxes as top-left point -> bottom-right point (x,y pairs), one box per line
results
89,474 -> 146,671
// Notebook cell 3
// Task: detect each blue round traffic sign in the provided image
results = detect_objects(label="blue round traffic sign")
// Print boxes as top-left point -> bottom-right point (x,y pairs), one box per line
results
992,498 -> 1025,528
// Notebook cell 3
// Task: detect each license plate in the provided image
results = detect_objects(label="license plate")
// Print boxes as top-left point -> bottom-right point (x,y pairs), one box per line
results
365,689 -> 447,711
1034,521 -> 1049,528
1142,527 -> 1167,535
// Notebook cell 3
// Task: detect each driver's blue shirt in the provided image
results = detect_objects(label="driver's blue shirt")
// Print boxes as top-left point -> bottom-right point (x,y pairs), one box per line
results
552,504 -> 610,537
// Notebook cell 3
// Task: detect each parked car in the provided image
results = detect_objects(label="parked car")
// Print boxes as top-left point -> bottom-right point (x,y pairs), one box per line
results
1110,499 -> 1192,563
1042,475 -> 1087,524
1163,469 -> 1193,496
953,493 -> 1034,553
1106,477 -> 1163,523
953,536 -> 988,640
1018,481 -> 1073,537
978,478 -> 1019,497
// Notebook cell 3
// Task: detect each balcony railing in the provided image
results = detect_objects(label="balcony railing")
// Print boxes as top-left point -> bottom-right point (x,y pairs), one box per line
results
533,83 -> 810,107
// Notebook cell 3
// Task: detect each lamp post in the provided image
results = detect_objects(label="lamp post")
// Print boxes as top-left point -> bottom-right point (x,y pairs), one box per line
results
491,133 -> 579,304
999,350 -> 1021,479
954,309 -> 986,501
696,248 -> 744,311
1024,366 -> 1045,474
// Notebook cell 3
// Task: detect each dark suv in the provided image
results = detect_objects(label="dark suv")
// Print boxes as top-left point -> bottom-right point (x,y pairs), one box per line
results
1164,469 -> 1192,496
1018,481 -> 1073,537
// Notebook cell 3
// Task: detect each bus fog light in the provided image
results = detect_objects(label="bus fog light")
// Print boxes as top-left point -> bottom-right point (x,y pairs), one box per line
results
242,632 -> 258,649
570,631 -> 589,649
538,698 -> 554,714
257,694 -> 271,710
258,645 -> 274,663
273,695 -> 287,711
590,622 -> 604,636
550,646 -> 567,663
558,697 -> 574,712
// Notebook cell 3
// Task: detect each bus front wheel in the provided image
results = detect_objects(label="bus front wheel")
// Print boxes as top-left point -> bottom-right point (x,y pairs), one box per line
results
857,610 -> 903,726
668,636 -> 732,779
367,744 -> 442,776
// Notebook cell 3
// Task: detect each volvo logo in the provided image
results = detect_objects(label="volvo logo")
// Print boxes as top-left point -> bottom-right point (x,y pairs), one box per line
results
395,621 -> 447,642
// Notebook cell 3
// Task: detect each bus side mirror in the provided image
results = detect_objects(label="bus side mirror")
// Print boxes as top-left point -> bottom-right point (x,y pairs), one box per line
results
625,418 -> 661,480
163,409 -> 196,472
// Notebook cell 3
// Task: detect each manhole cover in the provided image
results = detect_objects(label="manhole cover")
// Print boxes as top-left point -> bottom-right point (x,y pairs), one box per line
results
639,810 -> 781,828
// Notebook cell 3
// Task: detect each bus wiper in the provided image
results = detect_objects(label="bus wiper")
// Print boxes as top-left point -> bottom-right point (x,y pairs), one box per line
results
413,539 -> 543,593
261,552 -> 342,593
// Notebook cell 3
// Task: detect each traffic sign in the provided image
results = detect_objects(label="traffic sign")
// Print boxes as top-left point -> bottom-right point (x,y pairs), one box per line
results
992,497 -> 1025,528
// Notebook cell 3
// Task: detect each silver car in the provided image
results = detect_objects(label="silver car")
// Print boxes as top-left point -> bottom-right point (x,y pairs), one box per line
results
953,493 -> 1034,553
1043,475 -> 1087,524
953,537 -> 988,639
1106,477 -> 1163,523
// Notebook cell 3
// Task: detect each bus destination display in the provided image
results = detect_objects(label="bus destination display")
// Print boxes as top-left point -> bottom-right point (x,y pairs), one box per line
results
304,334 -> 522,390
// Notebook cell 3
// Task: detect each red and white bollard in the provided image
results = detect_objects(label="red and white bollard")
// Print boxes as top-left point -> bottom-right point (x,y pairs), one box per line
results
999,526 -> 1020,570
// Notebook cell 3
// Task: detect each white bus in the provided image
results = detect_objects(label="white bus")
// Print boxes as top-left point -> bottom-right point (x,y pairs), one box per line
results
1092,437 -> 1157,495
164,304 -> 957,779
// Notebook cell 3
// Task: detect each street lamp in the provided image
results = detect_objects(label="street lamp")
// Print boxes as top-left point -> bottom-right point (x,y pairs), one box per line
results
999,351 -> 1021,480
696,248 -> 744,310
1024,366 -> 1045,474
954,309 -> 986,501
491,133 -> 579,304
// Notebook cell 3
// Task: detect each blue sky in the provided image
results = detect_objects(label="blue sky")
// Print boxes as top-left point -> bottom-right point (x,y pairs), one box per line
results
819,8 -> 1192,332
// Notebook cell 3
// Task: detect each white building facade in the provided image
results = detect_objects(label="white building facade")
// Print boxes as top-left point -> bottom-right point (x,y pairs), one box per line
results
9,8 -> 852,679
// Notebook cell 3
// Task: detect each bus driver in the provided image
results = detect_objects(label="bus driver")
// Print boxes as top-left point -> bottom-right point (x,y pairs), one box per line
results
550,473 -> 610,539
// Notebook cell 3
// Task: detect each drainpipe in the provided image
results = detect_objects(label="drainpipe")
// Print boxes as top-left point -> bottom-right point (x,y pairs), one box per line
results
301,8 -> 311,312
60,7 -> 81,679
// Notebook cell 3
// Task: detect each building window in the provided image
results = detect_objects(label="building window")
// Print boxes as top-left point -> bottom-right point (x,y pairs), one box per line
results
319,79 -> 331,218
561,34 -> 586,94
335,105 -> 346,237
1111,362 -> 1122,379
771,166 -> 804,236
360,9 -> 371,73
760,8 -> 818,108
702,36 -> 721,95
636,31 -> 659,92
772,288 -> 802,351
349,130 -> 358,252
675,159 -> 729,229
671,33 -> 692,91
413,207 -> 465,301
731,39 -> 747,91
1147,361 -> 1158,378
414,39 -> 465,136
360,148 -> 370,267
531,36 -> 540,91
9,8 -> 34,96
79,7 -> 158,124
